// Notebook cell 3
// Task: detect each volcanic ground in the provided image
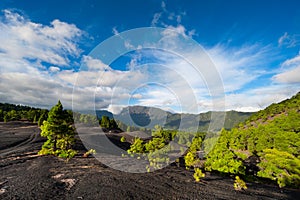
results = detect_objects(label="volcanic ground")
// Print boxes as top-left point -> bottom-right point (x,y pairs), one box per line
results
0,122 -> 299,199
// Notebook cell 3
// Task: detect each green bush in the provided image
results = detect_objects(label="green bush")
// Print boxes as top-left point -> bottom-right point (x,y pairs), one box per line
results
58,149 -> 77,159
234,176 -> 247,190
184,152 -> 195,169
120,136 -> 126,142
127,137 -> 145,156
193,168 -> 205,182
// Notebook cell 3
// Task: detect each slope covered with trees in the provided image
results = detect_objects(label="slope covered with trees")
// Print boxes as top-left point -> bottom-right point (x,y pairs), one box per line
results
204,92 -> 300,188
126,92 -> 300,187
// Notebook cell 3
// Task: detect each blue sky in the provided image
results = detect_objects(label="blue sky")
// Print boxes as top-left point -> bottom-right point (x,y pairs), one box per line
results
0,0 -> 300,113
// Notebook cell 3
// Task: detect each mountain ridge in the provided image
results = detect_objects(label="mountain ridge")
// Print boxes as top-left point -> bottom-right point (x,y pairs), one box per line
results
97,105 -> 253,131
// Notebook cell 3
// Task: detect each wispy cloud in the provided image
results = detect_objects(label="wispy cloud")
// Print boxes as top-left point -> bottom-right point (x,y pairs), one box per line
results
150,0 -> 191,33
207,43 -> 273,92
278,32 -> 300,47
151,13 -> 162,27
112,26 -> 119,35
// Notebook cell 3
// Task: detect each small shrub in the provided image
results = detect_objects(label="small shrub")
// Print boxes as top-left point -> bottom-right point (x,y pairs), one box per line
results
120,136 -> 126,142
234,176 -> 247,190
58,149 -> 77,159
83,149 -> 96,157
38,148 -> 53,155
184,152 -> 195,169
193,168 -> 205,182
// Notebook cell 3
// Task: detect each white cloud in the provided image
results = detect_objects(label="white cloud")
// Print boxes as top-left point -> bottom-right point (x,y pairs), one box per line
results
126,53 -> 141,69
135,88 -> 182,113
0,10 -> 82,67
0,10 -> 83,109
282,54 -> 300,66
224,85 -> 299,112
273,53 -> 300,83
132,93 -> 143,99
65,56 -> 149,111
162,24 -> 189,38
0,72 -> 69,108
49,66 -> 60,73
273,66 -> 300,83
82,55 -> 110,71
107,104 -> 124,115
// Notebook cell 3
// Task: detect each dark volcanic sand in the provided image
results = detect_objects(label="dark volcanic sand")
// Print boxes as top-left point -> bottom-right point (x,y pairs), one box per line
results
0,122 -> 299,200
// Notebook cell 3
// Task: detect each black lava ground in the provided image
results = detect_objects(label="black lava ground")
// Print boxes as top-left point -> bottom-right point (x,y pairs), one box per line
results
0,122 -> 299,200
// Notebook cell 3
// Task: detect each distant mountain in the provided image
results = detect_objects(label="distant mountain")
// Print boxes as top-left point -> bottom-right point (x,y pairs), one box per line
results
97,105 -> 253,131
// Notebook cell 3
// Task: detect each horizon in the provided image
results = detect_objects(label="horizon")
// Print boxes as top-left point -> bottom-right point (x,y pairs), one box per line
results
0,98 -> 287,115
1,0 -> 300,113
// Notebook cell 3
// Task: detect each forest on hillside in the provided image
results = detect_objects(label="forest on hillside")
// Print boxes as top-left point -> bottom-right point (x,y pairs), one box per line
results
126,92 -> 300,188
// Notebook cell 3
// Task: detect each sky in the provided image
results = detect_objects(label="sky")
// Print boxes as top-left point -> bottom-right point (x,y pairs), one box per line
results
0,0 -> 300,114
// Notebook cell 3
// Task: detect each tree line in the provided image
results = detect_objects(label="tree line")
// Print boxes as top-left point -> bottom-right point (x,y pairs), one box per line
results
0,103 -> 48,126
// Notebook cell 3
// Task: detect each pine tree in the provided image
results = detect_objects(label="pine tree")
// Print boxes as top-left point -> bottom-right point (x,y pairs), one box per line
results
38,100 -> 77,159
100,116 -> 110,128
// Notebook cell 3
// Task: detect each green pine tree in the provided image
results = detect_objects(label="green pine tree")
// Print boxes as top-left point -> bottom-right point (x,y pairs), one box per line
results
38,100 -> 77,159
100,116 -> 110,128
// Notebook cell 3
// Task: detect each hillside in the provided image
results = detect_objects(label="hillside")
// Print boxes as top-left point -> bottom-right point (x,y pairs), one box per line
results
97,106 -> 253,131
204,92 -> 300,188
